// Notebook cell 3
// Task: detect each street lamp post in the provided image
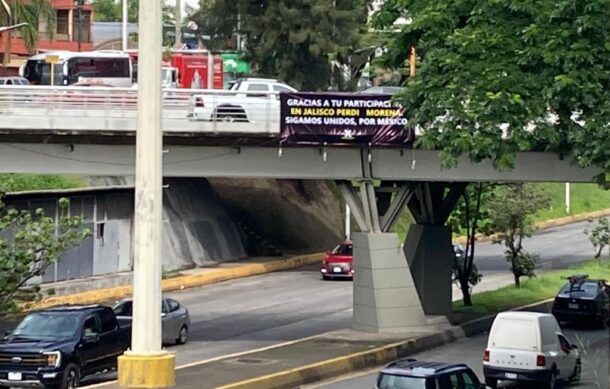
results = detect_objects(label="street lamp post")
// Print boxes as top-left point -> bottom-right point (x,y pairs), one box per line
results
117,0 -> 175,387
74,0 -> 83,52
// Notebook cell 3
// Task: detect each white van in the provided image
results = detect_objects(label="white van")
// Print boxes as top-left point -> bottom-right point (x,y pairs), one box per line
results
483,311 -> 580,389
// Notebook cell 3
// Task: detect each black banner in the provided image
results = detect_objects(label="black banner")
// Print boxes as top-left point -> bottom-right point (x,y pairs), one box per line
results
280,92 -> 414,146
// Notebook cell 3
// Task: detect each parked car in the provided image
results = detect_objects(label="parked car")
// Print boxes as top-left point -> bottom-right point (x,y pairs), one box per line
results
320,241 -> 353,280
453,243 -> 465,261
552,274 -> 610,328
113,297 -> 190,345
0,76 -> 30,86
358,85 -> 404,95
188,77 -> 297,123
376,358 -> 484,388
0,305 -> 129,389
483,311 -> 581,389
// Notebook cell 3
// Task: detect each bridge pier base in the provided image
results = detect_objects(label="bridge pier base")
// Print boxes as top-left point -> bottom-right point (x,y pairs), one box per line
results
404,224 -> 454,318
352,232 -> 428,333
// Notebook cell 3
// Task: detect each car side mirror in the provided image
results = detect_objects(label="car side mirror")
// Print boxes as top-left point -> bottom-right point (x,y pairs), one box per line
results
161,313 -> 167,318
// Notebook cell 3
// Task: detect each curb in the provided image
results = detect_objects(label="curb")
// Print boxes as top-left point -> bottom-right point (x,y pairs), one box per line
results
25,253 -> 324,311
454,208 -> 610,245
219,299 -> 555,389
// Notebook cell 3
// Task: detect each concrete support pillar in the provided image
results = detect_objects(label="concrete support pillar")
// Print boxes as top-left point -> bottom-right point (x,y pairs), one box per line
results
403,224 -> 454,318
352,232 -> 427,333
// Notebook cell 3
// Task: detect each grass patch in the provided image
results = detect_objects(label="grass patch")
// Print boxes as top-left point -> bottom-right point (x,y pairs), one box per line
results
535,183 -> 610,222
0,174 -> 86,192
454,258 -> 610,315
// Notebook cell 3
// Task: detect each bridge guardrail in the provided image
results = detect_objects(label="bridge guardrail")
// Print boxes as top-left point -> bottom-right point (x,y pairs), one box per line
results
0,85 -> 280,135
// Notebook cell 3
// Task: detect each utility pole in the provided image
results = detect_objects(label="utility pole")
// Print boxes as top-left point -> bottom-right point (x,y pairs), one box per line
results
174,0 -> 182,49
117,0 -> 175,387
122,0 -> 128,51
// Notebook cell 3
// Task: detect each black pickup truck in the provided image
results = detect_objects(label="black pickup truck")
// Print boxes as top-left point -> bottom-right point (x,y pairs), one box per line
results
0,305 -> 129,389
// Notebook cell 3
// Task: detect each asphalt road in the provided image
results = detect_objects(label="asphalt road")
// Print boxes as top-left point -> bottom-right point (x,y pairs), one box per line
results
312,326 -> 609,389
82,221 -> 600,385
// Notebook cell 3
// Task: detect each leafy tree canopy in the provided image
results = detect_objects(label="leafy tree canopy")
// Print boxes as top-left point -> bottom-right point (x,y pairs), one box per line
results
374,0 -> 610,180
190,0 -> 371,91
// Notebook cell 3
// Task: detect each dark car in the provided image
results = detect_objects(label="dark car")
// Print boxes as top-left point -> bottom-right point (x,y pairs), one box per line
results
0,305 -> 129,389
552,274 -> 610,328
376,358 -> 484,389
320,241 -> 353,280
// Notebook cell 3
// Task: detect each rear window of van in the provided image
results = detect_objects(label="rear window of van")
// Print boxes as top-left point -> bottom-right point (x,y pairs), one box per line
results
490,319 -> 538,350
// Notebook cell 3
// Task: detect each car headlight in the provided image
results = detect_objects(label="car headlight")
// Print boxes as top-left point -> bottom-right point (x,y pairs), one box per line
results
42,351 -> 61,368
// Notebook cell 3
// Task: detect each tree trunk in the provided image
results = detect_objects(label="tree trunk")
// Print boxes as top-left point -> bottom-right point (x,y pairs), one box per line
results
2,31 -> 11,68
514,272 -> 521,288
461,279 -> 472,306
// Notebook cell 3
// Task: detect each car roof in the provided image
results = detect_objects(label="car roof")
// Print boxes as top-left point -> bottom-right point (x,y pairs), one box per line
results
381,359 -> 471,377
359,86 -> 404,95
495,311 -> 551,320
37,304 -> 107,313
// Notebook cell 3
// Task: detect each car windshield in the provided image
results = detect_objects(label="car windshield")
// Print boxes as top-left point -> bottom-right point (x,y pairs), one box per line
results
378,373 -> 427,389
13,312 -> 81,338
331,244 -> 352,256
559,282 -> 599,297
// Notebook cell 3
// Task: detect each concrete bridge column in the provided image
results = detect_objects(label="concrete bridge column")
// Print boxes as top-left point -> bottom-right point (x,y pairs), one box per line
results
337,180 -> 465,332
403,182 -> 466,318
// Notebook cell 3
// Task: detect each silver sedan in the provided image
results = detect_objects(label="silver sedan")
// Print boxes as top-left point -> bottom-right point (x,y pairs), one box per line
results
113,297 -> 191,345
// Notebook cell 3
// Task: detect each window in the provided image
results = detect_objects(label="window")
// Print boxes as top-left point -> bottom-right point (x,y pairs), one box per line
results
332,244 -> 353,256
5,79 -> 12,85
113,301 -> 133,317
0,80 -> 4,85
490,319 -> 537,350
99,309 -> 117,332
461,372 -> 480,389
167,299 -> 180,313
56,10 -> 69,35
82,316 -> 101,336
273,85 -> 292,93
67,57 -> 131,84
377,373 -> 427,389
247,84 -> 269,92
162,300 -> 169,315
558,335 -> 571,353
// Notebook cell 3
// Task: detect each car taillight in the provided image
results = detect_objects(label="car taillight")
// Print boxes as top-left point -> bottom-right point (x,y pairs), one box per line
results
536,355 -> 546,367
195,96 -> 204,107
483,349 -> 490,362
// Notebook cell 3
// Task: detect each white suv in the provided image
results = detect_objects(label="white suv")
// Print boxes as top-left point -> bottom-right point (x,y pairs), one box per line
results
483,311 -> 580,389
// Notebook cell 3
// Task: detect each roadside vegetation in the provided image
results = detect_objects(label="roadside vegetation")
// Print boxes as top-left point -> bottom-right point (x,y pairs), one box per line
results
0,174 -> 86,192
453,259 -> 610,316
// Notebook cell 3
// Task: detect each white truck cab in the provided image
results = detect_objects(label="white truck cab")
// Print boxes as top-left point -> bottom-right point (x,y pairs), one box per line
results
483,311 -> 580,389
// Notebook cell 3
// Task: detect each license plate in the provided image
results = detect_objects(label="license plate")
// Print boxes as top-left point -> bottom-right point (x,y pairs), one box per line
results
8,372 -> 22,381
569,303 -> 579,309
505,372 -> 517,379
333,267 -> 342,273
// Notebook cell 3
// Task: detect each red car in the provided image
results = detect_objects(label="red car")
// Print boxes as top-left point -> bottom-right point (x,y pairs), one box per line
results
320,241 -> 353,280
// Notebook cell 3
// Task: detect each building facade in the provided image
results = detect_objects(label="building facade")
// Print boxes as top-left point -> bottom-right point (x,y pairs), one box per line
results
0,0 -> 94,74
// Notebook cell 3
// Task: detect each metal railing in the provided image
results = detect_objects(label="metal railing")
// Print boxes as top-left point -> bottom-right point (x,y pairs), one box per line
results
0,85 -> 281,135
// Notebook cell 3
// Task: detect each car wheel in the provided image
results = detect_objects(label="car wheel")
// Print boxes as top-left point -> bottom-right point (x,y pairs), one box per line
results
60,363 -> 80,389
546,370 -> 557,389
570,358 -> 582,382
176,325 -> 188,345
484,377 -> 497,388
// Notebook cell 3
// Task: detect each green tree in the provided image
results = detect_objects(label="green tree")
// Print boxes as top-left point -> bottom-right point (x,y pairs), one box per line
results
0,195 -> 88,315
486,184 -> 551,287
373,0 -> 610,179
447,183 -> 495,306
584,218 -> 610,258
93,0 -> 120,22
191,0 -> 370,91
1,0 -> 55,67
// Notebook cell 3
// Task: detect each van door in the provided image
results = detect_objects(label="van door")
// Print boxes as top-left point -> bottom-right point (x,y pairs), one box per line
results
557,334 -> 576,379
488,318 -> 539,370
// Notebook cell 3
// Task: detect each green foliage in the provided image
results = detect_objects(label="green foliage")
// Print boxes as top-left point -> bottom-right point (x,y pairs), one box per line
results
454,259 -> 610,315
487,184 -> 552,287
534,183 -> 610,221
0,0 -> 55,61
375,0 -> 610,179
191,0 -> 370,91
584,218 -> 610,258
0,174 -> 86,193
93,0 -> 120,22
0,195 -> 89,315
